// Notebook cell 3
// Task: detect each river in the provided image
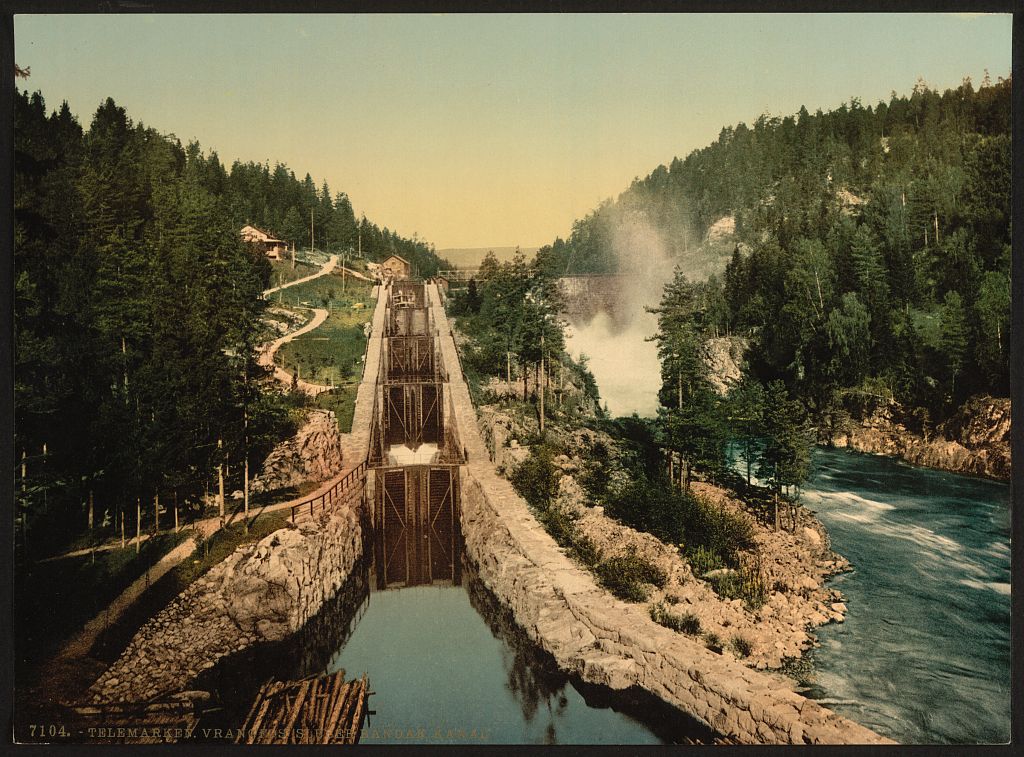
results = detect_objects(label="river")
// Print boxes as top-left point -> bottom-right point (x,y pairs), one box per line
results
800,447 -> 1011,744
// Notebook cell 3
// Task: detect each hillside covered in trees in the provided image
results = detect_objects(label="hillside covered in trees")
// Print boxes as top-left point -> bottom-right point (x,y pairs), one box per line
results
13,87 -> 445,554
543,75 -> 1011,423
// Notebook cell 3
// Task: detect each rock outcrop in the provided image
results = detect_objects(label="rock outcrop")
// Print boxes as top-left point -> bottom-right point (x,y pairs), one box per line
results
250,409 -> 344,495
87,504 -> 362,704
827,395 -> 1010,480
704,336 -> 748,396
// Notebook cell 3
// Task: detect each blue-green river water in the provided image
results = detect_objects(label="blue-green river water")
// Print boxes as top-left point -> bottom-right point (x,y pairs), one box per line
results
800,447 -> 1011,744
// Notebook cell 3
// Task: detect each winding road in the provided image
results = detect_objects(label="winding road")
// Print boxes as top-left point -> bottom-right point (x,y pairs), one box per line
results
259,253 -> 367,396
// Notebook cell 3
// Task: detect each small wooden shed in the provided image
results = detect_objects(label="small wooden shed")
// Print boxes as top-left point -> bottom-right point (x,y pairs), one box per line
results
381,254 -> 412,280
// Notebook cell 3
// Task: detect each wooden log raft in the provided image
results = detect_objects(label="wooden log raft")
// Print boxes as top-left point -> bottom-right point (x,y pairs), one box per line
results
236,670 -> 370,744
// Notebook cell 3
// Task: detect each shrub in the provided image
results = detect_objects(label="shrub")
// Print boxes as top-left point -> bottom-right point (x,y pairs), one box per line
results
595,549 -> 667,603
779,654 -> 815,687
569,533 -> 603,568
538,506 -> 575,546
689,498 -> 756,562
604,477 -> 694,545
728,635 -> 753,658
650,602 -> 702,636
705,556 -> 768,610
686,544 -> 725,576
509,445 -> 561,510
703,631 -> 723,653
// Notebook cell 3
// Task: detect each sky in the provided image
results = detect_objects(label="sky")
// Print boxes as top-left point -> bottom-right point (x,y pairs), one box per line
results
14,13 -> 1012,249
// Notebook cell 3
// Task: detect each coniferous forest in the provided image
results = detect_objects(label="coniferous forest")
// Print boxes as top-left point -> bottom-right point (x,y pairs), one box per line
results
14,89 -> 448,554
540,76 -> 1011,424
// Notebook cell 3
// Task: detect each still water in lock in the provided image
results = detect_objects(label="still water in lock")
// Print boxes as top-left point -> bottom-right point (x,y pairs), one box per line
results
799,447 -> 1011,744
198,515 -> 713,745
322,516 -> 710,745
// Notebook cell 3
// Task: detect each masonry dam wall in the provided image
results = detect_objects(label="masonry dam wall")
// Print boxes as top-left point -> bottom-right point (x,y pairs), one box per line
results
557,275 -> 632,325
429,282 -> 891,745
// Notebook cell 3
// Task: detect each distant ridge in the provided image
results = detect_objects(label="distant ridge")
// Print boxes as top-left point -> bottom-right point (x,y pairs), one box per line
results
436,246 -> 539,268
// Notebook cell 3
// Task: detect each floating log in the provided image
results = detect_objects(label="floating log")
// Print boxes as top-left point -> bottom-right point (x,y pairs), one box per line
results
235,669 -> 369,745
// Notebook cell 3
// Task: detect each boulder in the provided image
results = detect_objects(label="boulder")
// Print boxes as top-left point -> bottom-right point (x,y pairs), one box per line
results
249,409 -> 343,494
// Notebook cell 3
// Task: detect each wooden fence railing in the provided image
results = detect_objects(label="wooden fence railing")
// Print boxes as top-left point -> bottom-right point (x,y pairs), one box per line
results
290,459 -> 368,524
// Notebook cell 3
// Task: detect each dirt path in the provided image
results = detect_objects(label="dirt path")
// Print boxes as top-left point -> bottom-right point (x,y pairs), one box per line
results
262,254 -> 338,298
258,306 -> 335,395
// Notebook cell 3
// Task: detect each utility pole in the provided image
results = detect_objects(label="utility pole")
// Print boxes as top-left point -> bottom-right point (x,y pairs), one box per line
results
41,442 -> 47,513
310,207 -> 315,255
539,329 -> 545,435
218,437 -> 225,526
20,449 -> 27,553
154,491 -> 159,532
243,383 -> 249,535
122,335 -> 128,396
136,498 -> 141,554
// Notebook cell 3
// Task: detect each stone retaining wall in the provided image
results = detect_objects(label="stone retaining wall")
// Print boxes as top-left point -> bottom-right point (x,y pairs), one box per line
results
87,504 -> 362,704
428,283 -> 893,745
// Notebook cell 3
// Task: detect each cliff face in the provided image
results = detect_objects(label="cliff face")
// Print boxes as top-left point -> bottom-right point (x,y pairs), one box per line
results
826,395 -> 1010,481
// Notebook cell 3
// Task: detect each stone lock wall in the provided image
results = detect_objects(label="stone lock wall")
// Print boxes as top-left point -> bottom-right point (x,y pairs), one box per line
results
87,504 -> 363,704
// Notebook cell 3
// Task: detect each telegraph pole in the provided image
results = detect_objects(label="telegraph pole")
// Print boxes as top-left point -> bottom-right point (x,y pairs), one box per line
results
218,437 -> 225,526
243,366 -> 250,534
539,329 -> 545,435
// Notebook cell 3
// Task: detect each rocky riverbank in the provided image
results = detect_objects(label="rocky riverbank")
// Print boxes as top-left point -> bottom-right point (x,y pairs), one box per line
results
475,403 -> 852,676
824,394 -> 1010,481
539,427 -> 850,673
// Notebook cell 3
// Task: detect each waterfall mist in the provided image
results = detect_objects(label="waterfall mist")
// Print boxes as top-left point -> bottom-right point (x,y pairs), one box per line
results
565,214 -> 686,418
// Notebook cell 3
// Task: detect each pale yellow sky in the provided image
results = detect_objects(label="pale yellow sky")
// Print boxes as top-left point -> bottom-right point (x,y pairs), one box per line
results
15,13 -> 1012,249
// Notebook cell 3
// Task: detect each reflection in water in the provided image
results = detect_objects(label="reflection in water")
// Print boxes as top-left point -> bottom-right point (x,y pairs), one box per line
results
462,557 -> 715,744
192,552 -> 373,736
196,511 -> 714,744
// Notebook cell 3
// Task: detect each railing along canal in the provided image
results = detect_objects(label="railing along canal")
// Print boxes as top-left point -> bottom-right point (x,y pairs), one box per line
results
290,459 -> 368,524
